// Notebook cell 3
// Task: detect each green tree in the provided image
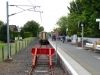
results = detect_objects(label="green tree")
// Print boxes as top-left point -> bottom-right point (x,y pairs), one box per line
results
20,29 -> 24,39
67,0 -> 100,37
80,0 -> 100,37
67,12 -> 83,36
0,25 -> 7,42
38,26 -> 44,32
23,20 -> 40,37
56,16 -> 68,35
0,20 -> 4,26
67,0 -> 84,36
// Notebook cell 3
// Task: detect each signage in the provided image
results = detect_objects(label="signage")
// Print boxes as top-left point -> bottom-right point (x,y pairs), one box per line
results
96,19 -> 100,22
55,30 -> 59,38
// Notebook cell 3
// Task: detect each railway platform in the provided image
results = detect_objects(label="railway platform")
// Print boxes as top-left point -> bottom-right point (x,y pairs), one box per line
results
49,38 -> 100,75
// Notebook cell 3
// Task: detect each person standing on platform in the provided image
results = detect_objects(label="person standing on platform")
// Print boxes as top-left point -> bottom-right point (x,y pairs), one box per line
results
62,35 -> 65,43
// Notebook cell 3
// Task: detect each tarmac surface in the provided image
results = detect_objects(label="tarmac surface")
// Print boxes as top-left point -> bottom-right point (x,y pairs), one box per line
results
49,38 -> 100,75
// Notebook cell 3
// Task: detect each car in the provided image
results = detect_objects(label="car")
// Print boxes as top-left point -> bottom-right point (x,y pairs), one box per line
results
10,39 -> 15,43
80,39 -> 90,43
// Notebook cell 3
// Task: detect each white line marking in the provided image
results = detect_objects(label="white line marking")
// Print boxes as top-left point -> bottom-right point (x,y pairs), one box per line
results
76,47 -> 83,49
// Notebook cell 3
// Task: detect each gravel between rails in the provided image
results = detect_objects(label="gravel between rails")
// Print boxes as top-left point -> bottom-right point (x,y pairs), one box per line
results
0,40 -> 39,75
0,39 -> 67,75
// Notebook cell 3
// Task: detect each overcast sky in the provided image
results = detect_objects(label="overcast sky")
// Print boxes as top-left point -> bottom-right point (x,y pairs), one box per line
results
0,0 -> 72,32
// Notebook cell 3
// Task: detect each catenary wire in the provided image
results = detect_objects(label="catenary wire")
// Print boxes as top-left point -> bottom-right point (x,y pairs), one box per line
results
27,0 -> 43,25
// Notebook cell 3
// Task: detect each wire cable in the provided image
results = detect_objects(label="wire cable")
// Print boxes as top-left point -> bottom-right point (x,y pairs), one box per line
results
27,0 -> 39,11
27,0 -> 43,25
9,8 -> 34,16
33,0 -> 39,6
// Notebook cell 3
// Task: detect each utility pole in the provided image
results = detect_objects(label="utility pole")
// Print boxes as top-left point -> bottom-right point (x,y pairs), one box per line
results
6,1 -> 11,59
6,1 -> 43,60
81,23 -> 84,48
78,22 -> 85,48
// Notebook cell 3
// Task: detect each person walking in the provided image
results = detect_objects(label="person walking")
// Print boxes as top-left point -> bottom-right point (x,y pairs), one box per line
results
62,35 -> 65,43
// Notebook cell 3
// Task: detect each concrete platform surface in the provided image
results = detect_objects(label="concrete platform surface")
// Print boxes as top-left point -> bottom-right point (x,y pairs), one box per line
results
49,38 -> 100,75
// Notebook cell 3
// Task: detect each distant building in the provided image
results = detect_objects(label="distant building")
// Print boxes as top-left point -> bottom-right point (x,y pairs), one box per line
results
0,25 -> 21,32
9,25 -> 20,32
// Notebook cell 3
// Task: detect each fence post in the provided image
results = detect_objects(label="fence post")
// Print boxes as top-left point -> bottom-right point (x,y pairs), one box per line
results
25,40 -> 26,46
24,40 -> 26,47
15,43 -> 17,53
22,41 -> 23,48
2,47 -> 4,61
19,42 -> 20,50
27,40 -> 28,45
10,44 -> 11,56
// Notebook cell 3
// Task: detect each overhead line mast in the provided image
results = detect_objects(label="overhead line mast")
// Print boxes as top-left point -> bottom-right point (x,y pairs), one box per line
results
6,1 -> 43,60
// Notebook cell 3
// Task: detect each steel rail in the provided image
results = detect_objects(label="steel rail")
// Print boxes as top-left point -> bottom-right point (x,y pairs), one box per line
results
28,44 -> 54,75
28,66 -> 33,75
50,67 -> 54,75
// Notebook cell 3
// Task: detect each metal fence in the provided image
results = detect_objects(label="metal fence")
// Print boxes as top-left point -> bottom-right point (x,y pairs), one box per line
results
0,37 -> 36,62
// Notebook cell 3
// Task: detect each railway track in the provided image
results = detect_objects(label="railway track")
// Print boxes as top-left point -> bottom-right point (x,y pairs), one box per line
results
0,39 -> 69,75
29,44 -> 54,75
28,32 -> 67,75
29,55 -> 54,75
28,44 -> 66,75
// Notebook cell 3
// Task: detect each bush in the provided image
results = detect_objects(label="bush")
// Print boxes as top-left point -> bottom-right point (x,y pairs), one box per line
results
11,31 -> 20,39
0,25 -> 7,42
24,32 -> 32,38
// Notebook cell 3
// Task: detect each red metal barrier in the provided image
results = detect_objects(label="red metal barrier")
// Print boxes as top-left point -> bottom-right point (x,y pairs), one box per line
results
31,48 -> 37,67
31,48 -> 55,56
31,48 -> 55,67
49,48 -> 52,67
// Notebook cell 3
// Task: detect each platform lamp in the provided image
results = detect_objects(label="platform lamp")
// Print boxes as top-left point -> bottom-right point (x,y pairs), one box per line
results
78,22 -> 85,48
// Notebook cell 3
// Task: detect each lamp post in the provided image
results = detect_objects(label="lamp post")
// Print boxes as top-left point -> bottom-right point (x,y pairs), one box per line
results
66,28 -> 68,35
6,1 -> 43,60
78,22 -> 85,48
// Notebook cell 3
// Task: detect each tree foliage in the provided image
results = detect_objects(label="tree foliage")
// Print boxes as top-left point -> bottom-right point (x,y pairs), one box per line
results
67,13 -> 83,36
56,16 -> 68,35
67,0 -> 100,37
22,20 -> 40,37
0,25 -> 7,42
0,20 -> 4,26
20,29 -> 25,39
38,26 -> 44,32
